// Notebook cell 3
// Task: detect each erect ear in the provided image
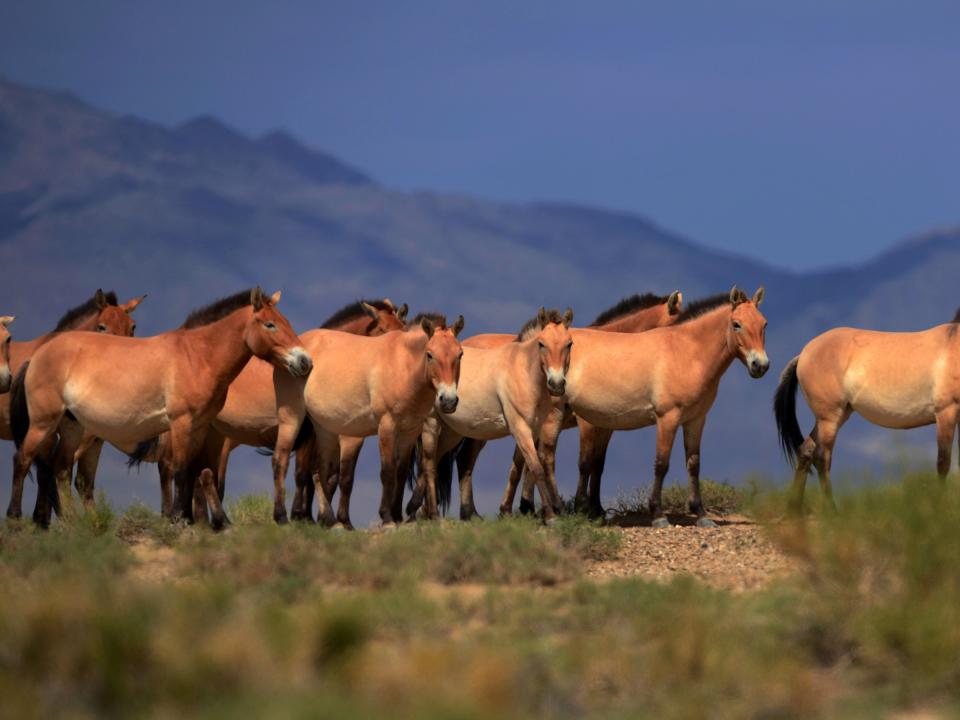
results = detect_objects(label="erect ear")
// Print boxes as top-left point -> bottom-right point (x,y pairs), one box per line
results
562,308 -> 574,328
250,286 -> 265,311
360,301 -> 379,320
420,317 -> 435,338
397,303 -> 409,322
122,294 -> 147,314
729,286 -> 746,306
270,290 -> 282,305
667,290 -> 682,315
0,316 -> 14,327
383,298 -> 395,310
95,289 -> 108,310
752,286 -> 765,307
451,314 -> 465,337
537,306 -> 548,328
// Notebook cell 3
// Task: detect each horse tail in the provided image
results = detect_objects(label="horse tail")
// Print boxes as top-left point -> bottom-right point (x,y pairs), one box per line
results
435,439 -> 464,516
10,362 -> 30,449
407,438 -> 421,490
126,437 -> 160,469
773,356 -> 805,467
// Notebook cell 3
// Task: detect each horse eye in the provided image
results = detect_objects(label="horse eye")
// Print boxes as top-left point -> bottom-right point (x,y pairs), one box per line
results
732,321 -> 742,332
264,321 -> 277,331
98,324 -> 108,333
131,325 -> 137,335
538,341 -> 546,350
426,351 -> 434,362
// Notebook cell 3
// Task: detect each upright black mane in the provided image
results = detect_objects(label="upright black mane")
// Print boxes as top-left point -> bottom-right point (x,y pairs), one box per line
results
952,307 -> 960,324
181,290 -> 253,329
590,293 -> 669,327
53,291 -> 119,332
321,299 -> 391,329
408,312 -> 447,329
673,293 -> 731,325
516,308 -> 565,341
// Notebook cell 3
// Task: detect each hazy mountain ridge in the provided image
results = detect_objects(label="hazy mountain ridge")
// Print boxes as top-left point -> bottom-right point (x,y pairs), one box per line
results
1,74 -> 958,523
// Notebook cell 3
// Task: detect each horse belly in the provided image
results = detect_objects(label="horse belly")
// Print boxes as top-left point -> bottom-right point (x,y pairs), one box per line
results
64,380 -> 169,445
440,405 -> 508,441
847,373 -> 935,430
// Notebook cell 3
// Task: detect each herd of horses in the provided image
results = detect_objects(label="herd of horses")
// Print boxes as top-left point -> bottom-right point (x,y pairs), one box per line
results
0,284 -> 957,532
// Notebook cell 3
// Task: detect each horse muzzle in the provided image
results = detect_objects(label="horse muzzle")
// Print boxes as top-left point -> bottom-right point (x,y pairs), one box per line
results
437,384 -> 459,414
546,370 -> 566,397
746,352 -> 770,379
285,349 -> 313,377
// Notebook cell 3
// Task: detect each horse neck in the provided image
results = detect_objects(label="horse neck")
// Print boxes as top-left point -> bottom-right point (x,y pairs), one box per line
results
513,338 -> 543,386
396,330 -> 433,398
66,314 -> 104,332
673,307 -> 736,384
181,311 -> 255,389
332,315 -> 373,336
597,306 -> 666,333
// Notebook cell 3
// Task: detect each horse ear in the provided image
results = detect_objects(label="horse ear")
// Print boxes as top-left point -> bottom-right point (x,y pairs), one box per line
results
270,290 -> 282,305
360,301 -> 379,320
0,316 -> 14,327
729,286 -> 746,306
122,294 -> 147,314
420,317 -> 435,338
250,287 -> 264,311
452,315 -> 465,337
752,287 -> 765,306
397,303 -> 409,322
667,291 -> 682,315
383,298 -> 395,309
562,308 -> 574,328
537,306 -> 548,328
95,289 -> 108,310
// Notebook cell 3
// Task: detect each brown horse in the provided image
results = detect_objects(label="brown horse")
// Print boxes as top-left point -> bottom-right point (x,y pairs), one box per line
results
560,287 -> 768,527
127,298 -> 408,523
0,316 -> 14,393
406,307 -> 574,522
9,288 -> 309,529
775,307 -> 960,515
447,291 -> 682,518
2,291 -> 146,518
272,313 -> 464,527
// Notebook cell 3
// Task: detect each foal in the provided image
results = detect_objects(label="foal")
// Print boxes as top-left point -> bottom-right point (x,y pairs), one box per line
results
10,288 -> 309,529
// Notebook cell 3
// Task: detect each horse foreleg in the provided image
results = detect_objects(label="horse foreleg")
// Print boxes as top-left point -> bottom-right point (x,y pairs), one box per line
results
587,425 -> 614,520
376,418 -> 400,527
455,437 -> 485,520
649,413 -> 680,528
334,435 -> 364,529
537,404 -> 565,515
512,421 -> 556,523
682,415 -> 715,528
291,431 -> 317,522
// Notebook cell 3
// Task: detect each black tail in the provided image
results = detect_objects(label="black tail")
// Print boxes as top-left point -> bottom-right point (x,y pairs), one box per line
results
10,362 -> 30,448
36,455 -> 61,519
435,440 -> 464,516
773,356 -> 804,467
406,439 -> 421,491
126,437 -> 159,469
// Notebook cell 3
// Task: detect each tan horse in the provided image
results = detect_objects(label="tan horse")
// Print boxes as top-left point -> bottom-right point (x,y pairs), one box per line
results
2,291 -> 146,518
441,291 -> 682,518
0,316 -> 14,393
135,298 -> 408,521
9,288 -> 309,529
272,313 -> 464,527
407,307 -> 574,522
775,308 -> 960,514
561,287 -> 768,527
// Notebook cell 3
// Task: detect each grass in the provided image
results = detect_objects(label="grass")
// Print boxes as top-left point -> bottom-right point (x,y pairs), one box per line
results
610,478 -> 753,518
3,477 -> 960,718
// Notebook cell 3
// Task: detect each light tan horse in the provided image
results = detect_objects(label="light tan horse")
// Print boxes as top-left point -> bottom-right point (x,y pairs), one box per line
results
775,308 -> 960,515
272,313 -> 464,527
9,288 -> 310,529
406,307 -> 574,522
560,287 -> 768,527
2,291 -> 146,518
131,298 -> 409,521
0,316 -> 14,393
442,291 -> 682,518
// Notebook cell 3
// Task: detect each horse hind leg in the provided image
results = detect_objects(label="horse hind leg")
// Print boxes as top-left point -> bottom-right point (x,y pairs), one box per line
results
935,409 -> 958,481
788,432 -> 817,516
812,416 -> 848,516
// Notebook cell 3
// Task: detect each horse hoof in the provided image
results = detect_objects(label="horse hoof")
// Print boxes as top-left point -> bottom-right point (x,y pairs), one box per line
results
274,509 -> 289,525
696,517 -> 718,529
331,523 -> 346,532
544,516 -> 558,528
518,499 -> 536,515
380,521 -> 397,531
211,514 -> 227,532
651,517 -> 671,529
6,509 -> 21,520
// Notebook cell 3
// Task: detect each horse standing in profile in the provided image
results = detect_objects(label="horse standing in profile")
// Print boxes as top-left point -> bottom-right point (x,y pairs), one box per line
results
1,290 -> 146,517
0,316 -> 14,394
406,307 -> 574,523
775,307 -> 960,514
9,288 -> 309,529
272,313 -> 464,528
561,287 -> 768,527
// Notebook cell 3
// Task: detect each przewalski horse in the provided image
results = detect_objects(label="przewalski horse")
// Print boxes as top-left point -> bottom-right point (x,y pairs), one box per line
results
9,288 -> 310,529
774,307 -> 960,515
0,316 -> 14,393
2,291 -> 146,518
453,291 -> 682,517
272,313 -> 464,528
406,307 -> 574,523
562,287 -> 768,527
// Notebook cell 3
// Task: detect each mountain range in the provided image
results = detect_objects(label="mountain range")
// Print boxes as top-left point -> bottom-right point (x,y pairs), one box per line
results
2,74 -> 958,524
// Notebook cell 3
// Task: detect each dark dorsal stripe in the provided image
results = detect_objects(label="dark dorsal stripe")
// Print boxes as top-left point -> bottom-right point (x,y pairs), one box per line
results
516,308 -> 565,341
590,293 -> 669,327
321,299 -> 392,329
673,293 -> 731,325
53,291 -> 119,332
408,312 -> 447,330
181,289 -> 253,329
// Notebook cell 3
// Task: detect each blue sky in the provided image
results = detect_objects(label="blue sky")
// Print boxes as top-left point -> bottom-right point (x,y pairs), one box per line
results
2,0 -> 958,269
